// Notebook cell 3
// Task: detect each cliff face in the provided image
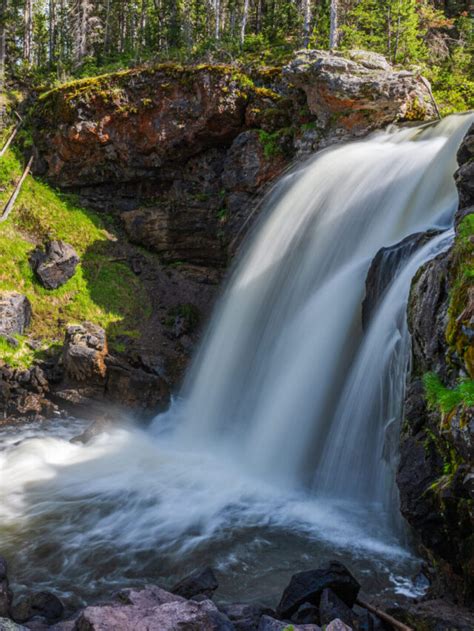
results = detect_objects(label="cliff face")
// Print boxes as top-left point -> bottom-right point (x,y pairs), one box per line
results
33,50 -> 435,269
398,122 -> 474,605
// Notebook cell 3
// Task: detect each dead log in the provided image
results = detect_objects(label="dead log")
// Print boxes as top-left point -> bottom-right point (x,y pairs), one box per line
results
356,598 -> 414,631
0,155 -> 34,223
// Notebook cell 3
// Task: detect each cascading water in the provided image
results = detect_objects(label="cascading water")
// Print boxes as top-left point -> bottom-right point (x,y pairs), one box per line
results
0,113 -> 472,608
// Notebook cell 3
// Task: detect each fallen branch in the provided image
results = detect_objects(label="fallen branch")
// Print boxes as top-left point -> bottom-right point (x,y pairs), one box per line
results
356,598 -> 414,631
0,125 -> 19,158
419,75 -> 442,121
0,155 -> 34,223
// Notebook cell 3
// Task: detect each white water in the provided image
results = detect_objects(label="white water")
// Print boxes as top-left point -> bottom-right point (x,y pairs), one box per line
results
0,113 -> 472,606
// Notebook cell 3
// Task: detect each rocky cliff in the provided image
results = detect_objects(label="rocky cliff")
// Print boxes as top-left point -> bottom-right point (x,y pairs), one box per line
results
0,49 -> 436,421
33,50 -> 435,268
397,121 -> 474,606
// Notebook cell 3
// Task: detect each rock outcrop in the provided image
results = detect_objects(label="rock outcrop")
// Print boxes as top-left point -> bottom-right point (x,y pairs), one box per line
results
53,322 -> 170,416
397,123 -> 474,605
32,52 -> 434,269
283,49 -> 435,135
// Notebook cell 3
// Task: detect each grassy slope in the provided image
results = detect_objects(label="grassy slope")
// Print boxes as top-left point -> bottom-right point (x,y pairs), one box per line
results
0,148 -> 150,367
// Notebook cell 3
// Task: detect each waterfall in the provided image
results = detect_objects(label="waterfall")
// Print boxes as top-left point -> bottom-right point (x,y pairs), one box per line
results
176,113 -> 473,504
1,113 -> 473,605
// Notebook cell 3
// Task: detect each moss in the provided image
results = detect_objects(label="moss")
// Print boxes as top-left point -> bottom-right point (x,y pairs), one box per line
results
0,150 -> 151,367
257,127 -> 293,159
254,86 -> 280,101
446,212 -> 474,377
423,372 -> 474,415
166,303 -> 200,332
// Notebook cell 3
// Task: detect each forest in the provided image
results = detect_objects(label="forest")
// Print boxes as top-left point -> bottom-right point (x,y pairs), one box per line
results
0,0 -> 473,113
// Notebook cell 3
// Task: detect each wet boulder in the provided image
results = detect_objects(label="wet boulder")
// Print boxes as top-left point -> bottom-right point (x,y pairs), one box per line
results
30,240 -> 79,290
362,230 -> 440,330
276,562 -> 360,619
171,567 -> 219,600
0,292 -> 32,336
11,592 -> 64,624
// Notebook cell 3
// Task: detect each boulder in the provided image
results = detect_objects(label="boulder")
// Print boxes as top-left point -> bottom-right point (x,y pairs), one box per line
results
30,240 -> 80,290
74,592 -> 234,631
283,49 -> 434,135
11,592 -> 64,624
62,322 -> 108,383
318,589 -> 354,628
220,604 -> 274,631
0,292 -> 32,336
277,562 -> 360,619
171,567 -> 219,600
258,616 -> 320,630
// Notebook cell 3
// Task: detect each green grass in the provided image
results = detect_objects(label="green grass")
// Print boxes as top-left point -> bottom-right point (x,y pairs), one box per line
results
423,372 -> 474,415
0,149 -> 151,365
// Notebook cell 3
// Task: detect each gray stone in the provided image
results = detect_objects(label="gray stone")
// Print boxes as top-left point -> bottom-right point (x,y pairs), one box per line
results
74,594 -> 234,631
30,240 -> 79,290
283,49 -> 434,135
62,322 -> 107,383
0,292 -> 32,336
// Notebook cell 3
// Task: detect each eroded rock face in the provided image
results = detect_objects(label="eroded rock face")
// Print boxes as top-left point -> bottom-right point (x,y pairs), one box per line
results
56,322 -> 170,416
30,240 -> 80,290
62,323 -> 108,384
397,123 -> 474,604
284,49 -> 434,135
0,293 -> 32,337
362,230 -> 440,330
33,53 -> 433,269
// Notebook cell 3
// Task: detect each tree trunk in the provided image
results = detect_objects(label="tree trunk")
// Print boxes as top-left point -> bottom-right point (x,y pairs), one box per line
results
215,0 -> 220,40
303,0 -> 311,47
49,0 -> 56,64
329,0 -> 339,49
0,0 -> 6,89
240,0 -> 249,45
23,0 -> 33,63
